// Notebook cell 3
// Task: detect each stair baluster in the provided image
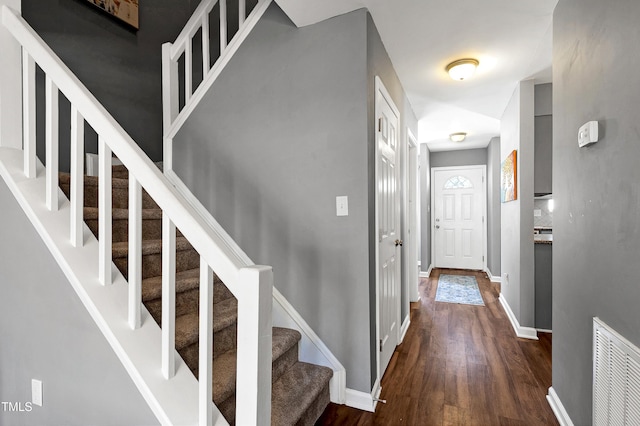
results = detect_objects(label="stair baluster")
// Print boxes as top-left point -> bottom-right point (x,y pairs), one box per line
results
45,75 -> 58,211
22,48 -> 36,179
98,137 -> 113,286
162,213 -> 177,379
128,174 -> 143,330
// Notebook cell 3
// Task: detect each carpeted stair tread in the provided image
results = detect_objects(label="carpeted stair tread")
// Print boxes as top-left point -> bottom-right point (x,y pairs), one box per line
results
271,362 -> 333,426
142,268 -> 234,305
59,172 -> 130,189
175,297 -> 238,350
111,236 -> 194,259
83,206 -> 163,220
212,327 -> 303,404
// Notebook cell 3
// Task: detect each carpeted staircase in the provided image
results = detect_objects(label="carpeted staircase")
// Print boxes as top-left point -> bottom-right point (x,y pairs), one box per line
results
59,165 -> 332,425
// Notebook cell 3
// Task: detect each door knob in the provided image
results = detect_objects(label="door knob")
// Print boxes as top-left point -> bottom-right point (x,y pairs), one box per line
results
395,239 -> 403,247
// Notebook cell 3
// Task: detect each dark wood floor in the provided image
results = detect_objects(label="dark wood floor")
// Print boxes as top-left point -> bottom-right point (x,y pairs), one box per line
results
316,268 -> 557,426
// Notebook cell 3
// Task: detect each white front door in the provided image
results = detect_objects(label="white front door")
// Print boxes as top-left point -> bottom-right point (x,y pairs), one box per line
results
432,166 -> 486,270
376,77 -> 401,377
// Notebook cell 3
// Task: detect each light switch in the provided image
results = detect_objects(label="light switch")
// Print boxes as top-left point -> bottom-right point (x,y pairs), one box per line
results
32,379 -> 42,407
336,196 -> 348,216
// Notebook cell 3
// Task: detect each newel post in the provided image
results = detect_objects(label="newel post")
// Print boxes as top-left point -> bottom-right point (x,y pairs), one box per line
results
236,265 -> 273,425
0,1 -> 22,149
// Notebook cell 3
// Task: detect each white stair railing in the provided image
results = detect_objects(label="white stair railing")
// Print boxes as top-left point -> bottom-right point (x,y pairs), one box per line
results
2,5 -> 272,425
162,0 -> 272,172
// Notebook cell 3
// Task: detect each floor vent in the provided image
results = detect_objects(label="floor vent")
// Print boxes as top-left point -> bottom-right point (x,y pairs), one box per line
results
593,317 -> 640,425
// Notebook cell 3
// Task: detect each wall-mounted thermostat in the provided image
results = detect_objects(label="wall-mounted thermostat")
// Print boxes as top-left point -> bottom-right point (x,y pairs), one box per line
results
578,121 -> 598,147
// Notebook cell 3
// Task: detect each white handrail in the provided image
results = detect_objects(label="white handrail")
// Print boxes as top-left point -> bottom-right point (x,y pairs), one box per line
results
162,0 -> 272,168
2,5 -> 271,425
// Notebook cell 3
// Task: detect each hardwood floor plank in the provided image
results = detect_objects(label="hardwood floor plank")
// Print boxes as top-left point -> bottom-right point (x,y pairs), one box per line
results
316,269 -> 558,425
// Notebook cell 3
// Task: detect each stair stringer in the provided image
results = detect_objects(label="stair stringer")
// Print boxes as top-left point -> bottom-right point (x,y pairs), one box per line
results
166,169 -> 347,404
0,148 -> 227,426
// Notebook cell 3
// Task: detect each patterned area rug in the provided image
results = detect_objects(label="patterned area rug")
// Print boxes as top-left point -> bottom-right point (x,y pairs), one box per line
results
435,274 -> 485,306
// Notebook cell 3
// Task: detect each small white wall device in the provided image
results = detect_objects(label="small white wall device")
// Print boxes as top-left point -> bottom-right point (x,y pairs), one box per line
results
578,121 -> 599,147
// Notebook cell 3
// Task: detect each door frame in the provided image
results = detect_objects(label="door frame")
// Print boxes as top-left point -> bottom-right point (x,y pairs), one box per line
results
430,165 -> 487,271
404,129 -> 419,307
374,76 -> 402,391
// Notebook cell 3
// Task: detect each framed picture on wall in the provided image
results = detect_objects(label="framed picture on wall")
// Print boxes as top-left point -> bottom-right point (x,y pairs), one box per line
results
501,149 -> 517,203
85,0 -> 139,29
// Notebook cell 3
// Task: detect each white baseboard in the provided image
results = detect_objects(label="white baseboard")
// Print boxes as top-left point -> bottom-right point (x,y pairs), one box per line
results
498,294 -> 539,340
484,267 -> 501,283
345,379 -> 382,413
537,328 -> 552,334
419,264 -> 433,278
399,315 -> 410,343
547,387 -> 574,426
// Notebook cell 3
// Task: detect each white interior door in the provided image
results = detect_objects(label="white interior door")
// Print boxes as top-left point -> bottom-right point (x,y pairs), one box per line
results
376,77 -> 401,377
432,166 -> 486,270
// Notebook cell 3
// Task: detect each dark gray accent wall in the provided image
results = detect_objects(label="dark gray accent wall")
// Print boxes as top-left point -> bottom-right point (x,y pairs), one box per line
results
429,148 -> 487,168
534,83 -> 552,116
0,180 -> 158,426
553,0 -> 640,423
22,0 -> 199,169
173,4 -> 373,391
366,12 -> 418,388
420,144 -> 430,271
487,137 -> 501,276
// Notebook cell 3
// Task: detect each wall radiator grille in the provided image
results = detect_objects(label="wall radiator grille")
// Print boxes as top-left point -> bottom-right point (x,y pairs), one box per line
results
593,317 -> 640,425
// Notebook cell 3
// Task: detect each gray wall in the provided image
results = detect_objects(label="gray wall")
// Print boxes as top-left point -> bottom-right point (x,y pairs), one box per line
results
553,0 -> 640,423
429,148 -> 487,168
174,4 -> 373,392
420,144 -> 430,271
366,12 -> 418,387
0,180 -> 158,426
23,0 -> 198,168
534,243 -> 552,330
486,137 -> 501,276
500,80 -> 535,327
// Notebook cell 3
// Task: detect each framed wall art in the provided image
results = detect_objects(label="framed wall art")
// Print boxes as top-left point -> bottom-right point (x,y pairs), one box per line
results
501,149 -> 517,203
86,0 -> 139,29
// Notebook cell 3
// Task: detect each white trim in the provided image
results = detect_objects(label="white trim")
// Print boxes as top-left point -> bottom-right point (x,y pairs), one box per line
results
431,165 -> 487,271
536,328 -> 552,333
345,379 -> 382,413
400,315 -> 410,343
166,169 -> 347,404
498,294 -> 539,340
404,129 -> 420,312
484,267 -> 501,283
419,263 -> 433,278
547,387 -> 575,426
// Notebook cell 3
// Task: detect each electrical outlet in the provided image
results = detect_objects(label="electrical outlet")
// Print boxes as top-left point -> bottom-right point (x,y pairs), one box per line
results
32,379 -> 42,407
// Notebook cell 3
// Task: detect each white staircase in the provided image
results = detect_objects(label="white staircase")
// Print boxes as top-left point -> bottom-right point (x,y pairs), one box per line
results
0,0 -> 345,424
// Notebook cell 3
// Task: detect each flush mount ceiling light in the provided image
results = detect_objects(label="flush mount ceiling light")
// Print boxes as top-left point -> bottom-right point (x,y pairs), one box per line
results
450,132 -> 467,142
446,58 -> 479,81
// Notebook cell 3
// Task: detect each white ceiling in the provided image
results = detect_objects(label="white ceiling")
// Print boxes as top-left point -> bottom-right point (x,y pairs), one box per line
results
275,0 -> 558,152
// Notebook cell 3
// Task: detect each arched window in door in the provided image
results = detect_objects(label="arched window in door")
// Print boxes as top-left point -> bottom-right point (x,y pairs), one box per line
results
443,175 -> 474,189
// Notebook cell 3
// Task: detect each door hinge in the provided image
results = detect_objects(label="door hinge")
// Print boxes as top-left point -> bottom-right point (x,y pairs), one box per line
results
380,339 -> 383,352
482,256 -> 485,262
482,216 -> 485,223
378,118 -> 382,132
